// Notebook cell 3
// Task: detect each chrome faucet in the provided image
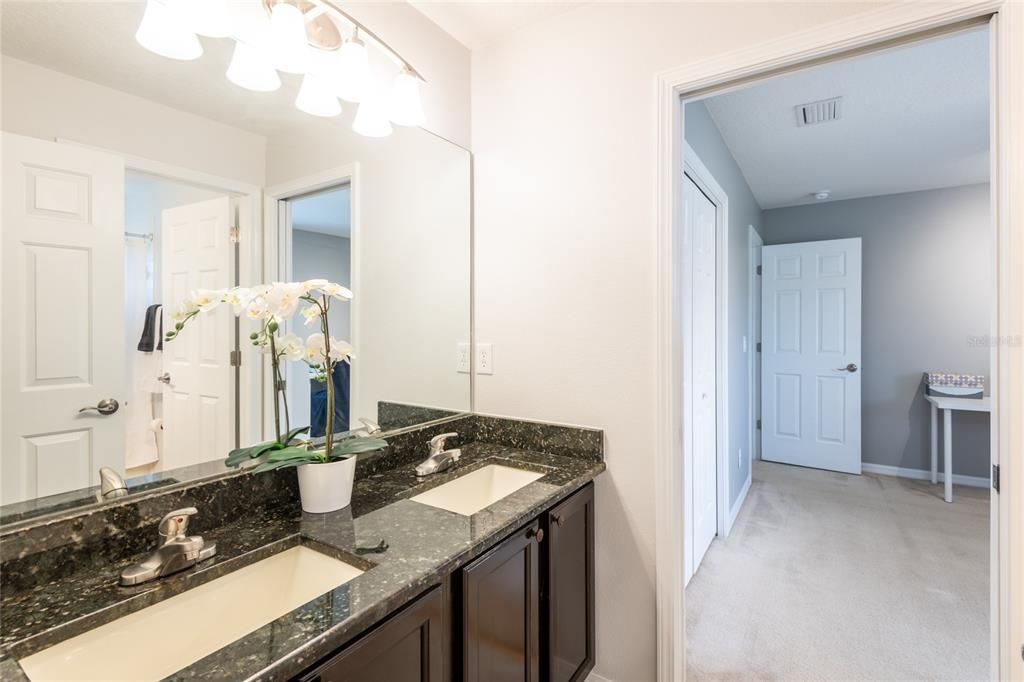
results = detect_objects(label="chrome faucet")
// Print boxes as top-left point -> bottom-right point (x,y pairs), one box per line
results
358,418 -> 382,435
415,432 -> 460,476
96,466 -> 128,501
119,507 -> 216,586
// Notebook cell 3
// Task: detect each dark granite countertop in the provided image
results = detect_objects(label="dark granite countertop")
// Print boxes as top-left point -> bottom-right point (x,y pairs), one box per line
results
1,441 -> 604,681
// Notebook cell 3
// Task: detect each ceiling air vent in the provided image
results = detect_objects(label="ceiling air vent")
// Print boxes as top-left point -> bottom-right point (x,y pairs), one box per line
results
795,97 -> 842,127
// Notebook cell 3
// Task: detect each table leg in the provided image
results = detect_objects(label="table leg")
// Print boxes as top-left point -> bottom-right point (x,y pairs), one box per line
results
930,403 -> 938,484
943,408 -> 953,503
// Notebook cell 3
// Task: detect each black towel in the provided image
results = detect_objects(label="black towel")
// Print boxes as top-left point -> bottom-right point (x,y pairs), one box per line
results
137,304 -> 163,352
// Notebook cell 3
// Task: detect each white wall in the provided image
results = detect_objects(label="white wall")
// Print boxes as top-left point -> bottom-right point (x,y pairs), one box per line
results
470,3 -> 879,679
1,57 -> 266,187
268,120 -> 472,426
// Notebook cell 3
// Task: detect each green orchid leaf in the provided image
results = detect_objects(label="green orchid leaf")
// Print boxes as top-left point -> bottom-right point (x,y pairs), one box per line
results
283,425 -> 311,444
224,440 -> 283,467
327,436 -> 388,460
265,446 -> 316,463
251,459 -> 308,473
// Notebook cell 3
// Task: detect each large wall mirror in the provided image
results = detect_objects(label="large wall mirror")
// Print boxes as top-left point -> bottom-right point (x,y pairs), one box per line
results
0,1 -> 472,525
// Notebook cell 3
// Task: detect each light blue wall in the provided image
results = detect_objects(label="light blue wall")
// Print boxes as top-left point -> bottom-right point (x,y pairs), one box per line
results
762,185 -> 991,478
684,101 -> 764,509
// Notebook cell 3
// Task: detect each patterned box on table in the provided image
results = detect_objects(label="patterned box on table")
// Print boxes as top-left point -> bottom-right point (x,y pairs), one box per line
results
925,372 -> 985,399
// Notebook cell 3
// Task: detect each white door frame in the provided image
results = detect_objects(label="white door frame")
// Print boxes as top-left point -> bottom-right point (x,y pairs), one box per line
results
748,226 -> 763,464
54,138 -> 263,450
681,143 -> 730,561
265,163 -> 360,441
654,4 -> 1024,681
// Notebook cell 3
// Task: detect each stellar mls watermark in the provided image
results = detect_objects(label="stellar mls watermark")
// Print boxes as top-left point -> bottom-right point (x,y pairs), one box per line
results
968,334 -> 1022,347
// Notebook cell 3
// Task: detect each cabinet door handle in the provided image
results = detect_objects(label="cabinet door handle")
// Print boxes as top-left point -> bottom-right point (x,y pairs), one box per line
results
551,514 -> 563,527
527,527 -> 544,543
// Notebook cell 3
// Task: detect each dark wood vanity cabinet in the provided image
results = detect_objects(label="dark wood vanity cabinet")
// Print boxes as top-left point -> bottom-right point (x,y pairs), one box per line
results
297,585 -> 445,682
460,520 -> 542,682
544,483 -> 596,682
295,483 -> 595,682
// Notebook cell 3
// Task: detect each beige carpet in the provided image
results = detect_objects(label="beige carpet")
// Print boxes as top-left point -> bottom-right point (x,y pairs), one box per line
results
686,461 -> 989,681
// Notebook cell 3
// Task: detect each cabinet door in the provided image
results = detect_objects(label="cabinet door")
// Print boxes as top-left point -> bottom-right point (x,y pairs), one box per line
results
545,483 -> 595,682
462,521 -> 542,682
298,585 -> 445,682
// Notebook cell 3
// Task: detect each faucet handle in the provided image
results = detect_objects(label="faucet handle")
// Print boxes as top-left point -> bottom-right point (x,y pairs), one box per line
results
428,432 -> 458,455
158,507 -> 198,541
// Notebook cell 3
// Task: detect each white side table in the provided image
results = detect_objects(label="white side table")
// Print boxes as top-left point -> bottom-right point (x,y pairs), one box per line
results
925,394 -> 991,502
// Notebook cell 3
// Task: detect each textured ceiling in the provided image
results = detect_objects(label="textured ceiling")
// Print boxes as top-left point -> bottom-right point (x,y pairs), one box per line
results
702,28 -> 990,209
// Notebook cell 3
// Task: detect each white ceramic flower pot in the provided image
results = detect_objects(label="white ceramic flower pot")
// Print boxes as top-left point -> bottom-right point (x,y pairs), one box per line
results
296,456 -> 357,513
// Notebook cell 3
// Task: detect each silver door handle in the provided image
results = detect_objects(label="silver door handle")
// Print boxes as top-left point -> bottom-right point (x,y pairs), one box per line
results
79,398 -> 119,415
157,373 -> 171,385
835,363 -> 859,373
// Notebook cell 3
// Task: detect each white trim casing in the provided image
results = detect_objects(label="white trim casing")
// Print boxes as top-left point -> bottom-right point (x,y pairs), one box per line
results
861,462 -> 990,489
748,226 -> 763,466
655,3 -> 1022,681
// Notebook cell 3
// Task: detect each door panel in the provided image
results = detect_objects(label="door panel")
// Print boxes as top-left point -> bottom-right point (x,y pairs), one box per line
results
160,197 -> 234,470
684,174 -> 718,577
2,133 -> 125,504
761,238 -> 862,473
462,522 -> 541,682
545,483 -> 595,682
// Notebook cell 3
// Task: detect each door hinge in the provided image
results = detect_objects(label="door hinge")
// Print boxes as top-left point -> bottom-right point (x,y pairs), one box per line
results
756,265 -> 762,275
229,350 -> 241,367
756,342 -> 762,353
229,225 -> 241,243
756,419 -> 761,430
992,464 -> 1000,493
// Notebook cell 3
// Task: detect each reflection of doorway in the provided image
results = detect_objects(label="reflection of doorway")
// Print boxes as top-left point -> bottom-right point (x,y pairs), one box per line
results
124,171 -> 236,477
283,184 -> 353,437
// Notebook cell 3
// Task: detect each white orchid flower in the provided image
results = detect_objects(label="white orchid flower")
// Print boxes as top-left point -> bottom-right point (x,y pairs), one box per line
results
328,338 -> 354,363
318,282 -> 353,302
170,302 -> 196,323
300,305 -> 321,327
189,289 -> 223,313
222,287 -> 253,315
304,333 -> 327,364
301,279 -> 328,294
277,333 -> 305,361
263,282 -> 304,319
245,299 -> 270,321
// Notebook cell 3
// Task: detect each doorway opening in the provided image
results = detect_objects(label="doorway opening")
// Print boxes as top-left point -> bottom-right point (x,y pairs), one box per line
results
679,25 -> 993,679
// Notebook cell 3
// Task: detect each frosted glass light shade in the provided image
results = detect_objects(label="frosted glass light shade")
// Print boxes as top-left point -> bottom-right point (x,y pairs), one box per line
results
229,1 -> 272,48
269,2 -> 309,74
352,95 -> 392,138
296,74 -> 342,117
136,0 -> 202,61
388,69 -> 425,127
227,40 -> 281,92
336,34 -> 369,103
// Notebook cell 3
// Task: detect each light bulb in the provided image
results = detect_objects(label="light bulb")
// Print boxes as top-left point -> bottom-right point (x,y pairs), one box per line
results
296,73 -> 342,117
352,94 -> 392,138
178,0 -> 232,38
227,40 -> 281,92
135,0 -> 202,61
229,1 -> 272,48
336,30 -> 369,103
388,67 -> 425,127
269,1 -> 309,74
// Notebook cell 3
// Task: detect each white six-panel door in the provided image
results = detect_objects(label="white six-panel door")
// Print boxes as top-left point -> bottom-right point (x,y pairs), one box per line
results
1,133 -> 126,504
761,238 -> 862,474
160,197 -> 234,470
684,174 -> 718,576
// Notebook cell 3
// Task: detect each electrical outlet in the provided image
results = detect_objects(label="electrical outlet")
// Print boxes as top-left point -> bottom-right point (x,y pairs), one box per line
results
456,343 -> 471,374
476,343 -> 494,375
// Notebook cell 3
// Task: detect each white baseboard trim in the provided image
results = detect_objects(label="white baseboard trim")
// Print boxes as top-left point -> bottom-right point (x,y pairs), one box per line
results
726,472 -> 752,533
861,462 -> 990,488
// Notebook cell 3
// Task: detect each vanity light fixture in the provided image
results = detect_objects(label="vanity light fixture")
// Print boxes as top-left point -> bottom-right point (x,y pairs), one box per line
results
134,0 -> 425,138
135,0 -> 203,61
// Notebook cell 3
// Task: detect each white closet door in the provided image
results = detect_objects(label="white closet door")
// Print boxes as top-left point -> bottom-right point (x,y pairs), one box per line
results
160,197 -> 234,470
685,174 -> 718,576
761,238 -> 862,474
1,132 -> 126,504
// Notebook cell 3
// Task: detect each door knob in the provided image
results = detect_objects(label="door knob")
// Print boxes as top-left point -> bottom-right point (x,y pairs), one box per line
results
526,527 -> 544,543
79,399 -> 119,415
157,372 -> 171,385
835,363 -> 858,373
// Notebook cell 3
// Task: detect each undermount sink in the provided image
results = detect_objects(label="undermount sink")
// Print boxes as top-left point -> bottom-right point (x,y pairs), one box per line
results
18,545 -> 363,681
410,464 -> 544,516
